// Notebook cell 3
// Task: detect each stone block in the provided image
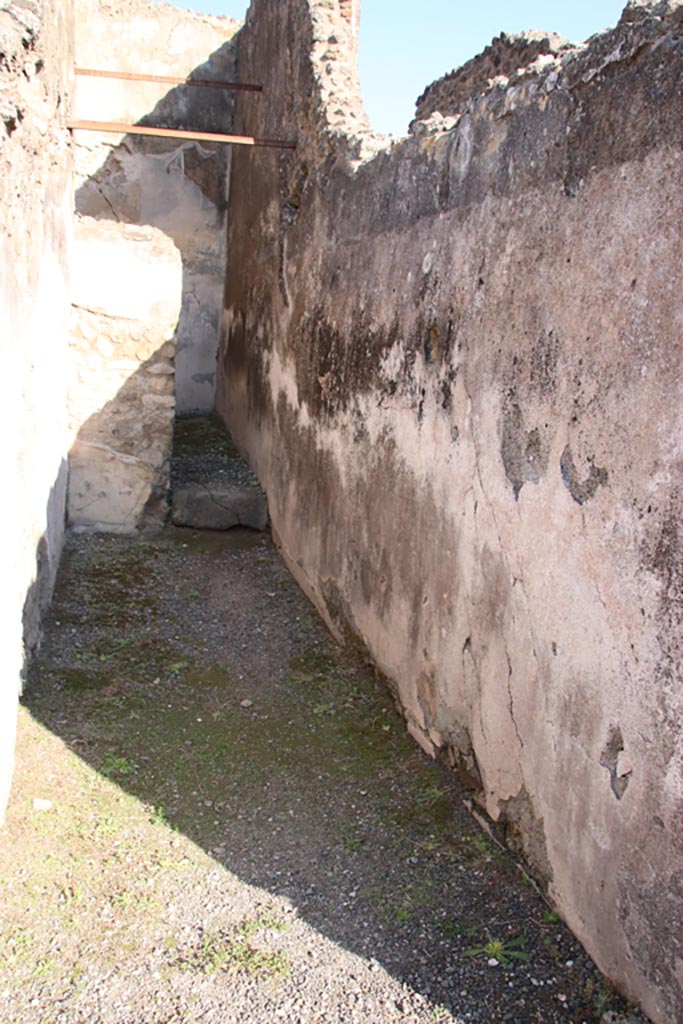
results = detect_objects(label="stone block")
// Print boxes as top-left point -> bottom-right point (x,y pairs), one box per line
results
68,442 -> 156,531
171,481 -> 268,531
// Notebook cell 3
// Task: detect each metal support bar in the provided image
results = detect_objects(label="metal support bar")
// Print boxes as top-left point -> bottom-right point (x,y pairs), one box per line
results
75,67 -> 262,93
66,119 -> 296,150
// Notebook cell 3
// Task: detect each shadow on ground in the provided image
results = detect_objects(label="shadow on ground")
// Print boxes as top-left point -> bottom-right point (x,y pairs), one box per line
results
0,426 -> 643,1024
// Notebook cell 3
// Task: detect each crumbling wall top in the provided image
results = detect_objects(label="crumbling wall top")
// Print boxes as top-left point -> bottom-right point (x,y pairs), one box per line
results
237,0 -> 683,167
412,31 -> 575,129
409,0 -> 683,138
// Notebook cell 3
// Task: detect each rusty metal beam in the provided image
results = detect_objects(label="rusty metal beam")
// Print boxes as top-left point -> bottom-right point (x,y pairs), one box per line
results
67,119 -> 296,150
75,67 -> 262,93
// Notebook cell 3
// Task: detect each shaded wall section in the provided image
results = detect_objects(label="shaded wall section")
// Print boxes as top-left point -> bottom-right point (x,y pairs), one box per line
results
217,1 -> 683,1022
72,0 -> 239,413
0,0 -> 74,820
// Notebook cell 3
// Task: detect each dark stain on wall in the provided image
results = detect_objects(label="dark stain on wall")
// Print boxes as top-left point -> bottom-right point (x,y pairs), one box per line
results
650,507 -> 682,633
599,724 -> 631,800
500,401 -> 549,500
500,785 -> 554,885
294,307 -> 400,419
529,330 -> 560,395
560,444 -> 608,505
183,145 -> 226,210
643,500 -> 683,742
223,307 -> 270,428
443,718 -> 483,794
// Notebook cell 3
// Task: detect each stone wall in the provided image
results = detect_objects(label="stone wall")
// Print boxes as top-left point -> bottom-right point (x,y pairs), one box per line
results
68,216 -> 182,532
217,2 -> 683,1021
0,0 -> 74,820
412,31 -> 574,131
72,0 -> 238,413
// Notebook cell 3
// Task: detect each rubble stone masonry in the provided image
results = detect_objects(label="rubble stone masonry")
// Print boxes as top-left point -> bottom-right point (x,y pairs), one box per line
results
68,216 -> 182,532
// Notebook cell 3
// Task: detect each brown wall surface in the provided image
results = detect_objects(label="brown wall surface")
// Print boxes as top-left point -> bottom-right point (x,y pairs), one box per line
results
217,2 -> 683,1021
0,0 -> 74,819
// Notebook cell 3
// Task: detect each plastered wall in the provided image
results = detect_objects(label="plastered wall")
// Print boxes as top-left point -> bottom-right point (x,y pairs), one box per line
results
217,2 -> 683,1021
72,0 -> 238,413
0,0 -> 74,820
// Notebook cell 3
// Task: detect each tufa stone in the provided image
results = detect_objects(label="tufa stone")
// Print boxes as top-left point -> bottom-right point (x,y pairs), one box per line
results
171,481 -> 268,532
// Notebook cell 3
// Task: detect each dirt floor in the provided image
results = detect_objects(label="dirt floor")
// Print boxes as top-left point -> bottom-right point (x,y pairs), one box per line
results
0,420 -> 646,1024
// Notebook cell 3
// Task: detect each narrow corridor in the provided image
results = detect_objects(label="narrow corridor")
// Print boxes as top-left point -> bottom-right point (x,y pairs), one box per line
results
0,420 -> 643,1024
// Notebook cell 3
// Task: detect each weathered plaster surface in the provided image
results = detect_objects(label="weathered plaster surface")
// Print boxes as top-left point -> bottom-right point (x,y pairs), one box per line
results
72,0 -> 238,413
217,1 -> 683,1020
0,0 -> 74,820
68,216 -> 182,532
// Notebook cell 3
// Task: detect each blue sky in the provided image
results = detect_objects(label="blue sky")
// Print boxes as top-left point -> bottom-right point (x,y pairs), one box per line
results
157,0 -> 626,135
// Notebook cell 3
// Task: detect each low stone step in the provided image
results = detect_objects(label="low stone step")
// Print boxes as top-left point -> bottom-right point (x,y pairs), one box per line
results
171,481 -> 268,531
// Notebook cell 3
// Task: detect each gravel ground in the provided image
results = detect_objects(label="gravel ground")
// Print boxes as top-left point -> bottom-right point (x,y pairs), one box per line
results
171,415 -> 264,492
0,420 -> 647,1024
